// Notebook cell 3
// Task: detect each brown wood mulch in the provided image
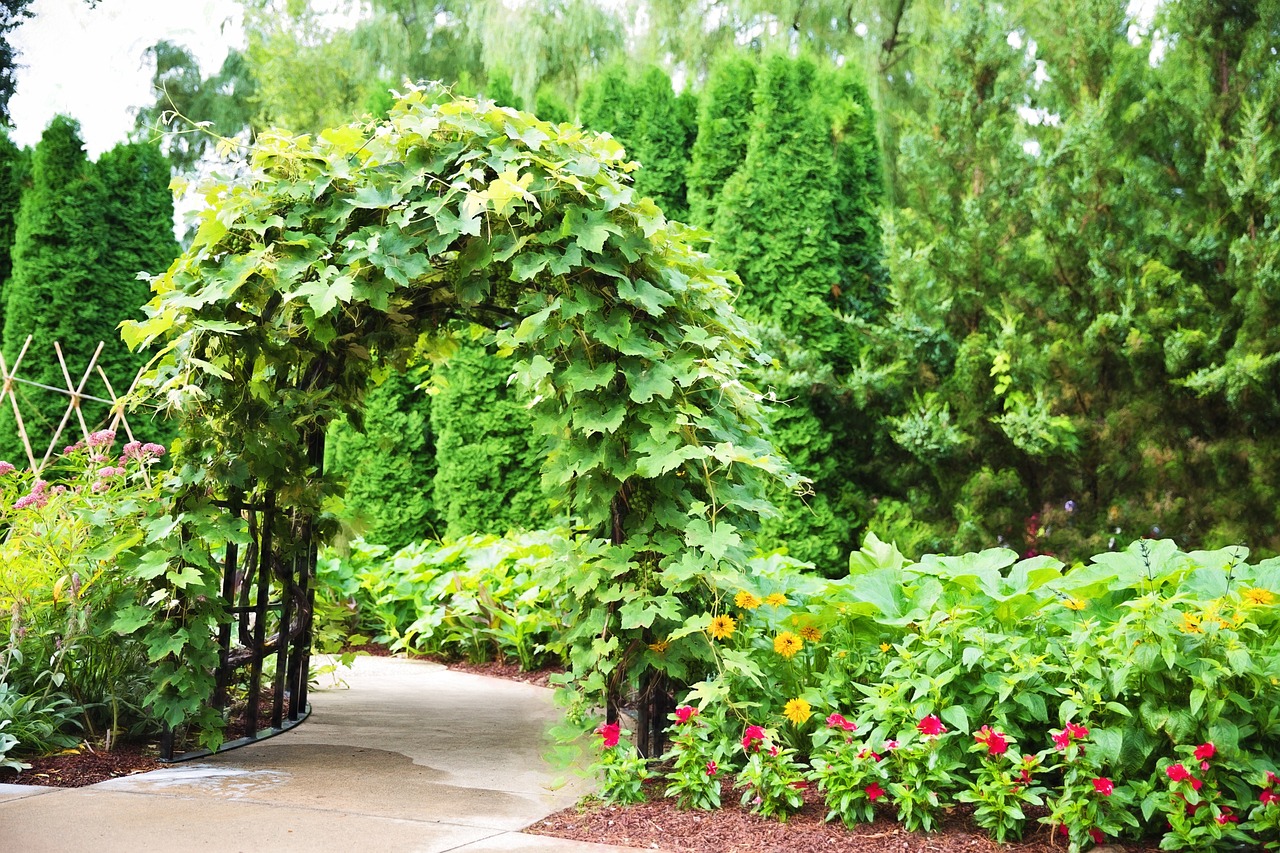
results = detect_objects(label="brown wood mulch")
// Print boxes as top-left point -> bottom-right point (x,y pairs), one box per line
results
0,741 -> 162,788
526,780 -> 1160,853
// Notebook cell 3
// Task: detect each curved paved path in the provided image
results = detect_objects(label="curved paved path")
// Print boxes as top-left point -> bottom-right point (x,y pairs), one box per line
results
0,656 -> 641,852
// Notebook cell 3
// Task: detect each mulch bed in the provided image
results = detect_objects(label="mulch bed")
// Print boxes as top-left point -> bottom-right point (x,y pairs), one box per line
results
0,741 -> 162,788
527,778 -> 1160,852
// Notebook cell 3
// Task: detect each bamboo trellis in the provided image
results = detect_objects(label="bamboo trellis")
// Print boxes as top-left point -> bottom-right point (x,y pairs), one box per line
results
0,335 -> 147,473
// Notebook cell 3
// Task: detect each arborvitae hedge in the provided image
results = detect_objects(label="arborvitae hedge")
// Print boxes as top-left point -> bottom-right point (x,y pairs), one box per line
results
0,120 -> 177,464
430,340 -> 551,538
709,53 -> 885,570
579,63 -> 695,222
326,370 -> 441,549
0,117 -> 102,463
687,53 -> 757,228
485,67 -> 518,108
533,84 -> 570,124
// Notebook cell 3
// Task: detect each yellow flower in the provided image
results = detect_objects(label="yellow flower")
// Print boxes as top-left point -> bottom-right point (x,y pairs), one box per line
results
798,625 -> 822,642
783,697 -> 812,726
773,631 -> 804,658
734,590 -> 762,610
1242,587 -> 1275,607
708,614 -> 737,640
879,642 -> 891,653
1063,597 -> 1087,611
764,593 -> 788,607
1180,612 -> 1203,634
648,638 -> 670,653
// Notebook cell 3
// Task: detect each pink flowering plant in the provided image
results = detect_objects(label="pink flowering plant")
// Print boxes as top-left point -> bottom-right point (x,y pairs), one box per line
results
1244,770 -> 1280,850
1042,722 -> 1139,851
591,720 -> 650,804
1151,742 -> 1251,850
955,726 -> 1048,843
661,704 -> 732,810
0,433 -> 176,752
882,715 -> 963,833
807,711 -> 889,827
734,723 -> 807,820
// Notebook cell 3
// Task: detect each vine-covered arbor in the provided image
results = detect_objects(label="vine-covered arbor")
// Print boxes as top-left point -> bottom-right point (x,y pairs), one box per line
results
124,86 -> 798,756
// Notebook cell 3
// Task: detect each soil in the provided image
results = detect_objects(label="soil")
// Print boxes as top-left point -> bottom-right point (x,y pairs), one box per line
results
0,741 -> 162,788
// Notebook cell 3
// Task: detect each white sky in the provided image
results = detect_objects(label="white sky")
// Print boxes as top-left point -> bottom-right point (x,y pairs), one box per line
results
9,0 -> 245,157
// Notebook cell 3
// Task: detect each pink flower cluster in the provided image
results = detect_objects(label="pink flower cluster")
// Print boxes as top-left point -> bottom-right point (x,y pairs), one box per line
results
13,479 -> 48,510
0,460 -> 14,476
1051,722 -> 1089,751
973,725 -> 1008,756
122,441 -> 166,460
916,715 -> 946,737
741,724 -> 766,753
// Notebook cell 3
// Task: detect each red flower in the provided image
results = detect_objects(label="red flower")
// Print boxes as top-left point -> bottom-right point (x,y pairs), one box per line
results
1166,763 -> 1192,783
1052,730 -> 1072,751
674,706 -> 697,725
826,712 -> 857,731
1092,777 -> 1114,796
1089,828 -> 1105,844
1065,722 -> 1089,740
856,748 -> 882,762
706,760 -> 718,777
1194,742 -> 1215,761
1260,789 -> 1280,805
595,722 -> 620,748
974,725 -> 1009,756
917,715 -> 946,736
742,725 -> 766,752
790,781 -> 808,790
1267,771 -> 1279,787
1190,776 -> 1204,791
866,782 -> 886,801
1216,807 -> 1238,825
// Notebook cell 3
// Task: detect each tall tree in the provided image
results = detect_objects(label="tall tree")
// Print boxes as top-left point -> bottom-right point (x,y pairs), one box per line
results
0,117 -> 101,463
686,52 -> 757,228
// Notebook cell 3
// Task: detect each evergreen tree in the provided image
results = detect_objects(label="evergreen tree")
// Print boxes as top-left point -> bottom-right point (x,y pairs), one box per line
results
0,117 -> 102,463
579,63 -> 695,221
686,53 -> 757,228
430,341 -> 551,538
711,53 -> 883,569
326,371 -> 441,548
94,140 -> 179,394
0,128 -> 28,330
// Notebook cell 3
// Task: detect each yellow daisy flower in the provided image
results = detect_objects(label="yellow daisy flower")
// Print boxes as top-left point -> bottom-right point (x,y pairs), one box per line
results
783,697 -> 812,726
879,642 -> 891,653
734,590 -> 762,610
1063,597 -> 1087,611
798,625 -> 822,642
764,593 -> 788,607
1179,612 -> 1203,634
708,614 -> 737,640
773,631 -> 804,658
1242,587 -> 1275,607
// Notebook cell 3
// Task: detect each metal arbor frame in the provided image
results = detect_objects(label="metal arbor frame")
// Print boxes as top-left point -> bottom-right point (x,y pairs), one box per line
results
161,431 -> 325,761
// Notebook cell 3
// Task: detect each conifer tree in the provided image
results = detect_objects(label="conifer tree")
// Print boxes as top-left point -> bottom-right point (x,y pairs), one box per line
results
94,140 -> 178,395
430,341 -> 551,538
687,53 -> 757,227
326,371 -> 441,548
485,67 -> 518,108
533,84 -> 571,123
0,117 -> 102,463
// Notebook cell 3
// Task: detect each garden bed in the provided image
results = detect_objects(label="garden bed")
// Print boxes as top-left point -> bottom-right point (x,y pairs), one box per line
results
528,778 -> 1160,852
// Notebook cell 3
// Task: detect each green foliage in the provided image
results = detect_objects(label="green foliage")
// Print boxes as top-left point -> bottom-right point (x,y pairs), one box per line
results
126,88 -> 797,739
686,52 -> 757,228
484,67 -> 518,108
579,62 -> 695,221
0,121 -> 176,464
314,531 -> 569,668
533,84 -> 571,124
0,436 -> 174,754
325,369 -> 440,549
430,339 -> 551,538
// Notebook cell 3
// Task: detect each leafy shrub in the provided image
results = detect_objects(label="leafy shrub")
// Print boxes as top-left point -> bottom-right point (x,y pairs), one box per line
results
0,434 -> 171,755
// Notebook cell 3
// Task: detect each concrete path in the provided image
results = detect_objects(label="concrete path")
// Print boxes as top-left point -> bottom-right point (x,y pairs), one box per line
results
0,656 -> 643,853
